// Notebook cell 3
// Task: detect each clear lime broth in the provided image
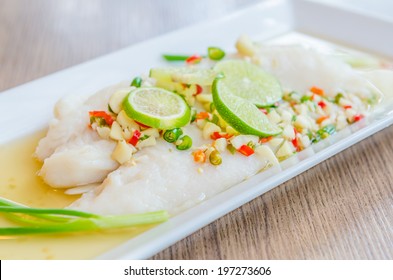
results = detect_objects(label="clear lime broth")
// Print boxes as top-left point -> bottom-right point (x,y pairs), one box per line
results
0,131 -> 152,259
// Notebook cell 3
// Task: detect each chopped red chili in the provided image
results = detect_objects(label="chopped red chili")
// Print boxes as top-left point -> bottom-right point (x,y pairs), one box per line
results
259,108 -> 268,114
259,136 -> 273,143
238,145 -> 254,156
292,137 -> 300,152
186,54 -> 202,64
353,114 -> 364,122
318,101 -> 327,109
310,86 -> 324,96
135,121 -> 151,129
195,84 -> 203,95
89,111 -> 114,126
128,130 -> 141,146
196,111 -> 210,120
210,132 -> 232,140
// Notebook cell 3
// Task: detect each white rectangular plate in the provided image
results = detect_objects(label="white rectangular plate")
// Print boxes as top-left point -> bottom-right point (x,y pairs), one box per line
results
0,0 -> 392,259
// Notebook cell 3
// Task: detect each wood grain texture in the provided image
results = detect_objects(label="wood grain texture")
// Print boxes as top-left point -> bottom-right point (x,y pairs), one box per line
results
0,0 -> 392,259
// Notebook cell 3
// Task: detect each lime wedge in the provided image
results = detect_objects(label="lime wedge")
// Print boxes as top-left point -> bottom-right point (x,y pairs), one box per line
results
123,87 -> 191,129
212,78 -> 281,137
150,67 -> 217,86
213,60 -> 282,107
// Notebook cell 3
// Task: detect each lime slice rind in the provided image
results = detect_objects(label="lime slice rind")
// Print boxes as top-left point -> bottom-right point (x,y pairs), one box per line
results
213,78 -> 281,137
213,60 -> 282,107
123,87 -> 191,129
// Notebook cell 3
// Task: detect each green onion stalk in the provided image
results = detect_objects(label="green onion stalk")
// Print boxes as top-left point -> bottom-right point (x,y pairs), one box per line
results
0,197 -> 169,236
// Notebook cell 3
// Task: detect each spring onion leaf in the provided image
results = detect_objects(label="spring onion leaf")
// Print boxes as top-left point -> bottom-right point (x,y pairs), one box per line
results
0,206 -> 99,218
300,96 -> 311,103
162,54 -> 207,62
0,197 -> 169,236
162,54 -> 191,61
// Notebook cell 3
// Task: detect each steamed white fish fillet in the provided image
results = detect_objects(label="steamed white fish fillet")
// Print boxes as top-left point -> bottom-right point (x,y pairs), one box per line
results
362,69 -> 393,101
39,136 -> 118,187
253,45 -> 381,100
36,82 -> 131,187
69,125 -> 267,215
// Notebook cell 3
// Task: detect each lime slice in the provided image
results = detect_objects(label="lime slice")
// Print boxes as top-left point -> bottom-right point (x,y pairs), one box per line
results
212,78 -> 281,137
213,60 -> 282,107
123,87 -> 191,129
150,67 -> 217,86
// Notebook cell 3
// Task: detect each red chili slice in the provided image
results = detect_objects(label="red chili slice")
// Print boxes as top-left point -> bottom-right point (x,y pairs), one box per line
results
259,108 -> 268,114
259,136 -> 273,143
128,130 -> 141,146
195,84 -> 203,95
292,137 -> 300,152
89,111 -> 114,126
186,55 -> 202,64
318,101 -> 327,109
353,114 -> 364,122
135,121 -> 151,129
196,112 -> 210,120
210,132 -> 232,140
238,145 -> 254,156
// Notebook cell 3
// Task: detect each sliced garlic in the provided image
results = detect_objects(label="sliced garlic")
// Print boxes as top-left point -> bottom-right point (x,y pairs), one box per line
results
112,140 -> 136,164
117,110 -> 140,131
136,136 -> 157,149
109,121 -> 124,141
202,122 -> 221,140
96,126 -> 111,140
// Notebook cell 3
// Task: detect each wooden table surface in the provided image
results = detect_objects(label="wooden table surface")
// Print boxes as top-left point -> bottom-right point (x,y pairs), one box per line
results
1,0 -> 392,259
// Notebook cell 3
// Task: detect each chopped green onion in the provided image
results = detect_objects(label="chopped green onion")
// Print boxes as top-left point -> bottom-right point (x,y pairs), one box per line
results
131,77 -> 142,88
163,128 -> 183,143
317,124 -> 336,136
108,104 -> 115,114
209,150 -> 222,165
282,92 -> 293,102
0,197 -> 169,236
227,143 -> 236,154
176,135 -> 192,150
312,124 -> 336,143
334,93 -> 344,104
210,114 -> 219,125
289,91 -> 299,97
90,116 -> 107,127
190,109 -> 197,123
208,47 -> 225,61
247,141 -> 255,149
0,206 -> 99,218
291,115 -> 297,122
366,94 -> 378,105
209,102 -> 216,112
300,96 -> 311,103
265,107 -> 272,114
162,54 -> 191,61
139,135 -> 150,142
